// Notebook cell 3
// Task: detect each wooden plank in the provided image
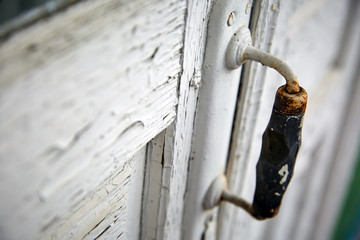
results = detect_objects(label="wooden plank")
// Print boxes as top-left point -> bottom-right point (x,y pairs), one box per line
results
141,131 -> 166,240
158,0 -> 214,238
140,1 -> 214,239
0,0 -> 186,239
218,1 -> 281,239
181,0 -> 252,239
221,0 -> 359,240
139,0 -> 215,239
260,0 -> 355,239
58,146 -> 146,240
297,2 -> 360,239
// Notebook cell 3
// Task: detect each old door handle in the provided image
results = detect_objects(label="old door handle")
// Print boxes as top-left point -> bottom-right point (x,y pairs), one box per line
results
203,27 -> 308,220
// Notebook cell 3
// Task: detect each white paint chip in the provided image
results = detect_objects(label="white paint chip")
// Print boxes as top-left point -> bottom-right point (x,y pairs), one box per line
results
278,164 -> 289,185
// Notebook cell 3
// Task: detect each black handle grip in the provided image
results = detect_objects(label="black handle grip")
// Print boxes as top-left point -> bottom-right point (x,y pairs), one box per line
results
252,85 -> 307,219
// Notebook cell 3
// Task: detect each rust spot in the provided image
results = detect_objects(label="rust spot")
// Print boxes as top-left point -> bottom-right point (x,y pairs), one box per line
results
252,206 -> 280,220
245,2 -> 250,14
227,12 -> 234,26
286,80 -> 300,93
269,207 -> 280,217
274,85 -> 308,115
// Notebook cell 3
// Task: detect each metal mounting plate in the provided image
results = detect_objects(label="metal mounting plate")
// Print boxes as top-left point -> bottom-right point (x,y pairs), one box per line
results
203,175 -> 227,210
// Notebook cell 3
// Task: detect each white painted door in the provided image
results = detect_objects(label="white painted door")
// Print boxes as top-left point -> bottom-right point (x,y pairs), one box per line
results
0,0 -> 217,239
183,0 -> 360,239
0,0 -> 186,239
218,0 -> 360,239
1,0 -> 359,239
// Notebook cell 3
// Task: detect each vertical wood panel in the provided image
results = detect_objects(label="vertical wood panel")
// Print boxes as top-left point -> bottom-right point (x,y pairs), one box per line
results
218,1 -> 281,239
221,0 -> 360,240
182,0 -> 252,239
147,1 -> 214,239
141,131 -> 165,240
261,1 -> 356,239
0,0 -> 186,239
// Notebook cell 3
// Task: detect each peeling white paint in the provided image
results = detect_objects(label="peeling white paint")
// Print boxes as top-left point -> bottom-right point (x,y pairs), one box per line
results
278,164 -> 289,185
0,0 -> 185,239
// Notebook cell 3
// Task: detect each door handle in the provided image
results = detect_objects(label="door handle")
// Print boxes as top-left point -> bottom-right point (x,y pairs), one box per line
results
203,27 -> 308,220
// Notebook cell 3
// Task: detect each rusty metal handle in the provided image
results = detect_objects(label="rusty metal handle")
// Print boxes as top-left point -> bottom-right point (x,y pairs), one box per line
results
203,87 -> 307,220
203,26 -> 308,220
252,85 -> 307,219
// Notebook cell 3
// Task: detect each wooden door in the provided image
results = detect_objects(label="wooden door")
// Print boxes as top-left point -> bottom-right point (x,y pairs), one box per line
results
0,0 -> 216,239
0,0 -> 188,239
183,0 -> 360,239
1,0 -> 359,239
217,0 -> 360,239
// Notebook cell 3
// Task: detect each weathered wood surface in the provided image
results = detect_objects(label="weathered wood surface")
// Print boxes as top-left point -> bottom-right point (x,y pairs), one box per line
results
141,131 -> 166,240
1,0 -> 359,239
0,0 -> 185,239
221,0 -> 360,240
218,0 -> 282,238
141,1 -> 214,239
293,2 -> 360,239
157,0 -> 212,236
181,0 -> 253,239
